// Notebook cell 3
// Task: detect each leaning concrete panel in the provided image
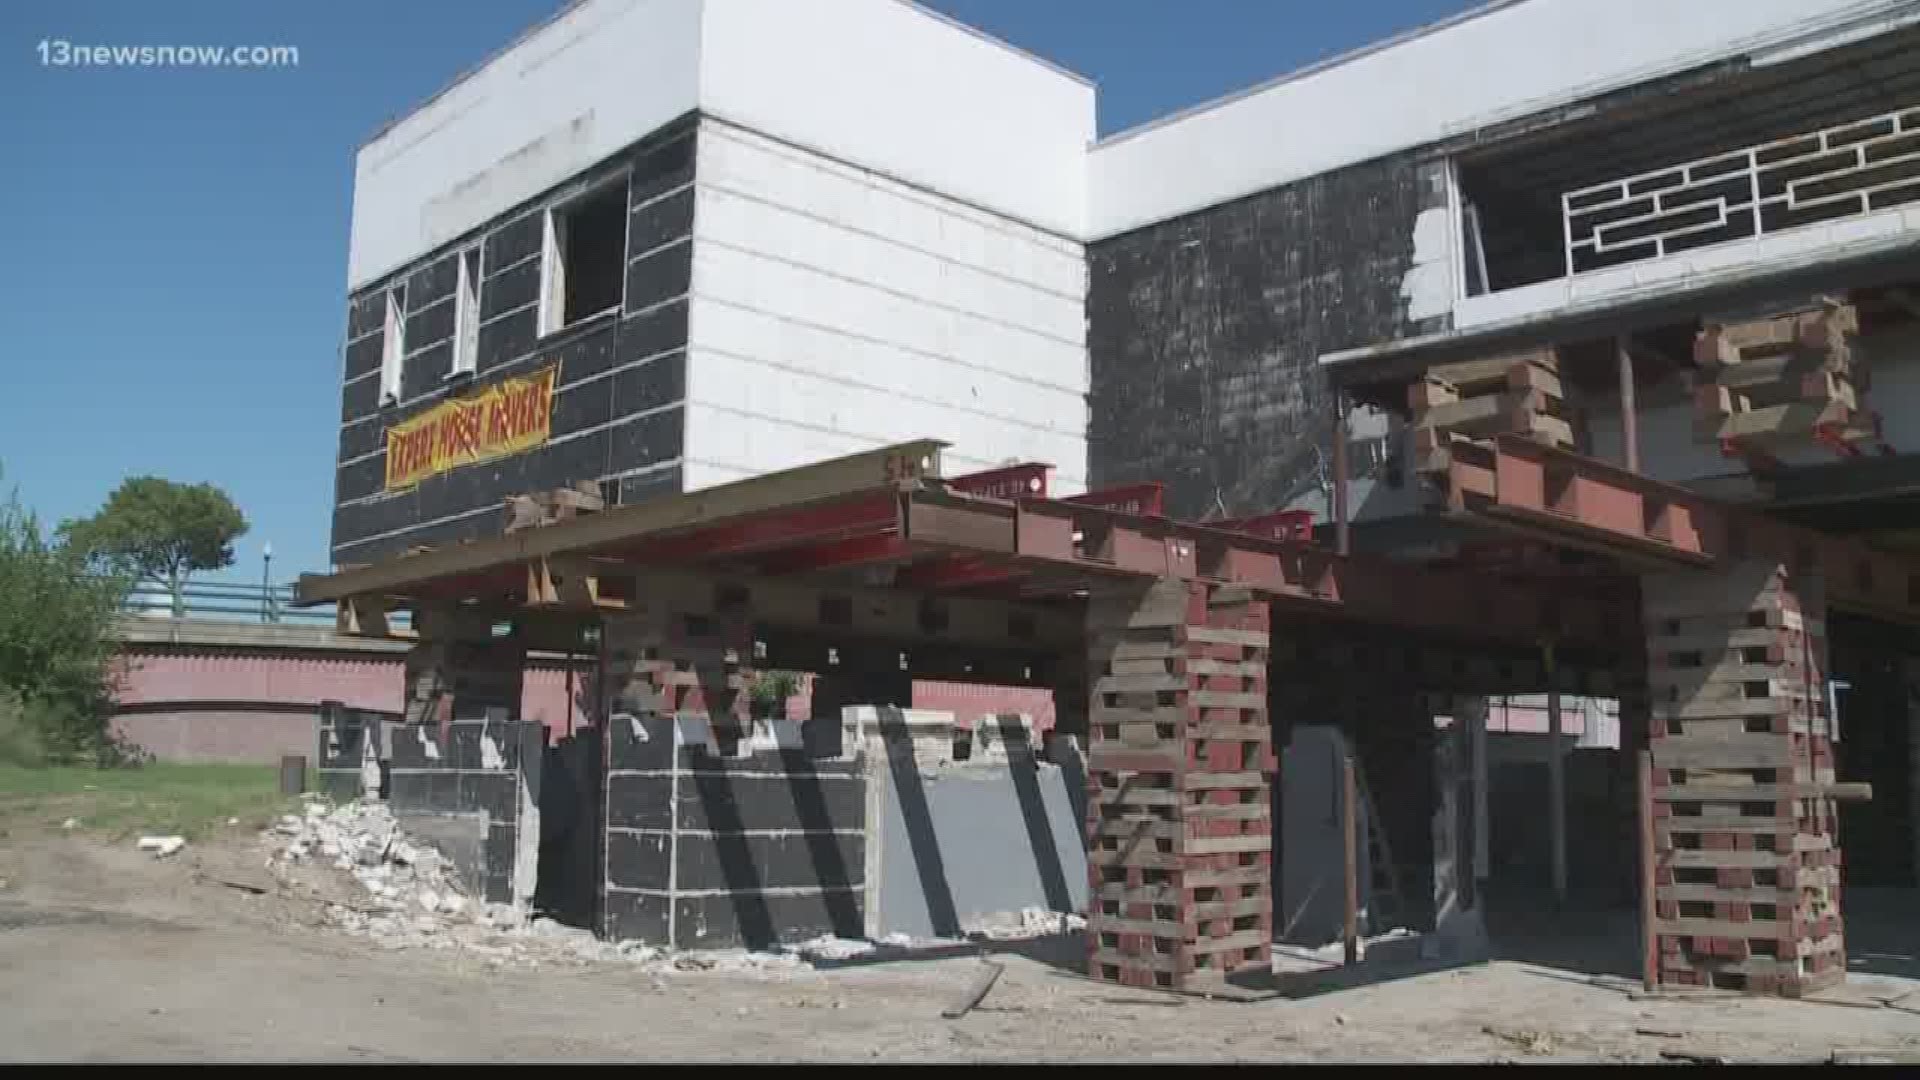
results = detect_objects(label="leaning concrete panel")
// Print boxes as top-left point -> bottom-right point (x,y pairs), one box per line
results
867,718 -> 1089,941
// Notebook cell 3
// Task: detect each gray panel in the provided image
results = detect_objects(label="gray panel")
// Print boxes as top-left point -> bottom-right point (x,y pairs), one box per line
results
873,753 -> 1089,941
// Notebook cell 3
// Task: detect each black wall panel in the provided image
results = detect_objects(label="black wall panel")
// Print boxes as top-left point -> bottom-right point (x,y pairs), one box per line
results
400,341 -> 453,402
483,212 -> 543,276
481,257 -> 541,321
404,298 -> 456,353
340,370 -> 379,423
475,307 -> 538,374
343,334 -> 383,381
629,133 -> 694,208
628,187 -> 694,255
1086,154 -> 1448,519
406,254 -> 458,310
618,465 -> 681,508
605,406 -> 684,475
611,352 -> 684,417
331,118 -> 698,564
346,293 -> 385,340
624,239 -> 693,315
337,419 -> 381,464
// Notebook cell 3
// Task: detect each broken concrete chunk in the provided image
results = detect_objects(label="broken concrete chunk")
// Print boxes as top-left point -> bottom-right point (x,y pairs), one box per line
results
136,835 -> 186,858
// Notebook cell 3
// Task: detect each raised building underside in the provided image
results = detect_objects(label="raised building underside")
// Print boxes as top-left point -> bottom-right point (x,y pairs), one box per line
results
315,0 -> 1920,996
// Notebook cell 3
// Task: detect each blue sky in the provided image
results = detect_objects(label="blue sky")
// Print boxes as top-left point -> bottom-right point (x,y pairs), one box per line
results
0,0 -> 1474,582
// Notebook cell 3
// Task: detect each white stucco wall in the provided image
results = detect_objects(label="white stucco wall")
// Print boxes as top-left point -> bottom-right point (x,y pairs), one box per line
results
683,119 -> 1089,491
1088,0 -> 1914,239
348,0 -> 1092,291
348,0 -> 703,289
696,0 -> 1093,239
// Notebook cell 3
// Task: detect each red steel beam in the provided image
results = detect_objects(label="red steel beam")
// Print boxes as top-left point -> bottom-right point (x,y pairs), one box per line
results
749,463 -> 1060,577
1209,509 -> 1316,545
617,490 -> 900,564
1064,482 -> 1165,517
898,486 -> 1637,647
896,480 -> 1170,591
1448,433 -> 1920,624
944,462 -> 1052,501
749,531 -> 913,576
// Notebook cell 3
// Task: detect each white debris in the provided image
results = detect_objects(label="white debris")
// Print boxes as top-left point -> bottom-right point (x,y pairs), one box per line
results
61,818 -> 78,831
262,798 -> 849,975
963,907 -> 1088,941
790,936 -> 877,961
136,835 -> 186,857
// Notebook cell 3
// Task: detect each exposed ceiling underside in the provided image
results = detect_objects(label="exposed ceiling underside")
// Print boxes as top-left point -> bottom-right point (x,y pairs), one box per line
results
1455,22 -> 1920,202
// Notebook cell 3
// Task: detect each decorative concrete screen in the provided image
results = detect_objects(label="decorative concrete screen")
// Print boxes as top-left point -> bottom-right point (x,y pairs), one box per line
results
1564,103 -> 1920,275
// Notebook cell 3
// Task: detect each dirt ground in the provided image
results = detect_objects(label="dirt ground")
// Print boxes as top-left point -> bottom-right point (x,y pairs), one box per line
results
2,830 -> 1917,1063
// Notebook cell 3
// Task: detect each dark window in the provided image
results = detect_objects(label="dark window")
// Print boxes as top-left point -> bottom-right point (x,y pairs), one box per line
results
545,181 -> 627,332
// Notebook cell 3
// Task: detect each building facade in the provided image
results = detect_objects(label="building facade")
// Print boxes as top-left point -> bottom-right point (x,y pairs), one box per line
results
334,0 -> 1092,564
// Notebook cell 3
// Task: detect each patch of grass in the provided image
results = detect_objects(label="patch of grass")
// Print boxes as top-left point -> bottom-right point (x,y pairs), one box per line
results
0,762 -> 292,840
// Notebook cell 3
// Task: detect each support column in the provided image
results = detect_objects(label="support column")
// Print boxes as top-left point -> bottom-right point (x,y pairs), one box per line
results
1903,656 -> 1920,889
1617,338 -> 1640,474
1642,561 -> 1847,997
1052,652 -> 1090,746
1084,579 -> 1275,990
600,584 -> 753,744
1546,644 -> 1568,906
1463,695 -> 1490,887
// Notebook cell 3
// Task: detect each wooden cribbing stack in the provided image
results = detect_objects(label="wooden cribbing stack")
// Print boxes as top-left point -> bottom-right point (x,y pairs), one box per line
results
503,481 -> 606,534
1410,345 -> 1574,480
1642,560 -> 1870,997
1692,299 -> 1875,456
1083,578 -> 1275,991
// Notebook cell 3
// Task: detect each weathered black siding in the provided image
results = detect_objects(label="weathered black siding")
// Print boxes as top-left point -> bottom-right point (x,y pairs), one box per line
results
1086,154 -> 1448,517
330,118 -> 697,564
602,713 -> 866,950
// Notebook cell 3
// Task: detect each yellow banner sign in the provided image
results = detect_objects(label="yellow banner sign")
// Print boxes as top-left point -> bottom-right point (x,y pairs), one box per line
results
384,366 -> 558,490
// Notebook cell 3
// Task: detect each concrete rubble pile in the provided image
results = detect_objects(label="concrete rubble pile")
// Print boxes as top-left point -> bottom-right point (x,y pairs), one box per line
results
264,800 -> 1091,970
262,800 -> 813,973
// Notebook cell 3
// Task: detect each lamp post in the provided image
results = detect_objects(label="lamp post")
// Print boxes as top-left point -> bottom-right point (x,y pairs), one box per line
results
262,541 -> 274,623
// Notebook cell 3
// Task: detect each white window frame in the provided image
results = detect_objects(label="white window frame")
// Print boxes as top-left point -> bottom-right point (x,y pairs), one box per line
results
379,285 -> 406,403
451,246 -> 481,378
538,175 -> 629,337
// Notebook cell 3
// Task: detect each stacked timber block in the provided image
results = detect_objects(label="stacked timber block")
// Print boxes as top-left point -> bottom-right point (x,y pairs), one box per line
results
1410,345 -> 1573,478
1084,578 -> 1276,990
402,636 -> 526,728
1643,561 -> 1846,998
1692,299 -> 1871,451
601,591 -> 753,743
503,481 -> 605,534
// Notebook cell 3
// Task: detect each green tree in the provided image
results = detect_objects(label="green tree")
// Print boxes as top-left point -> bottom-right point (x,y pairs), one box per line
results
749,670 -> 803,719
61,477 -> 248,617
0,475 -> 131,764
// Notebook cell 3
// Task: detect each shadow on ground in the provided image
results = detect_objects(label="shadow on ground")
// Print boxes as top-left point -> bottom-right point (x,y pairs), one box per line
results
814,887 -> 1920,1005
